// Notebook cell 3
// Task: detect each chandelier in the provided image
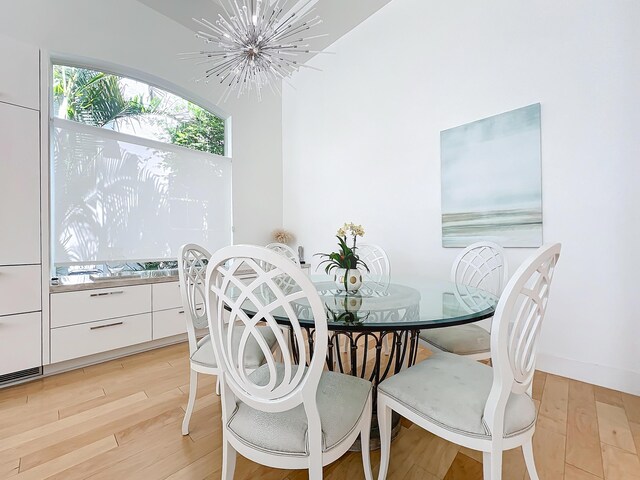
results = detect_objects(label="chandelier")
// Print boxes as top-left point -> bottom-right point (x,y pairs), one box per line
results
183,0 -> 325,101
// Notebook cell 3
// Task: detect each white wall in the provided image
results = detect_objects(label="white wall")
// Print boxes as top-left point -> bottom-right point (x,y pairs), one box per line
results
283,0 -> 640,394
0,0 -> 283,246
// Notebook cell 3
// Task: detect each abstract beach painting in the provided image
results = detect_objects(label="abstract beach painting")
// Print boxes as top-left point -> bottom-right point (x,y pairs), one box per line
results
441,104 -> 543,247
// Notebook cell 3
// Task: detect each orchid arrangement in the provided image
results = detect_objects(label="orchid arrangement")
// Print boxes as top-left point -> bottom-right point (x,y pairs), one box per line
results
316,223 -> 369,274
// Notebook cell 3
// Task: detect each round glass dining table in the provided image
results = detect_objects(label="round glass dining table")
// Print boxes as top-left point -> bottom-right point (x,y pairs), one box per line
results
240,275 -> 497,388
289,276 -> 498,390
241,274 -> 497,449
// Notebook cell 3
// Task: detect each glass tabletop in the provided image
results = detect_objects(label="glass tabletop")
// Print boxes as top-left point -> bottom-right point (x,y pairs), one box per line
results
238,274 -> 498,332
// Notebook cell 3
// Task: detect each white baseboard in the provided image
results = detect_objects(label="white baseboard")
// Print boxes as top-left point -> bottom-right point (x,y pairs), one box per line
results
537,353 -> 640,396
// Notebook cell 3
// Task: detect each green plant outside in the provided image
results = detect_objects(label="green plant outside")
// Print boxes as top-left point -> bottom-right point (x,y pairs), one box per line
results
52,65 -> 225,156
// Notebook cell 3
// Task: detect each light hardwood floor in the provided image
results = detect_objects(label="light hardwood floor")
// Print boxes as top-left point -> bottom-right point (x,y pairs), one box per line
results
1,342 -> 639,479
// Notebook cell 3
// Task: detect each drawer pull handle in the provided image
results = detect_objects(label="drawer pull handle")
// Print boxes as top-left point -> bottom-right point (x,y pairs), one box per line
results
90,291 -> 124,297
90,322 -> 124,330
178,307 -> 203,315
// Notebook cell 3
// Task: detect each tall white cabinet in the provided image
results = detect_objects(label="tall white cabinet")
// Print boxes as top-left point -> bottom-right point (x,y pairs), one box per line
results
0,34 -> 42,381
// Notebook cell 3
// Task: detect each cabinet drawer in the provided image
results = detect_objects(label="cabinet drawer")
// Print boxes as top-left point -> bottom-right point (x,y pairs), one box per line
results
51,313 -> 152,363
0,265 -> 41,316
152,281 -> 183,311
51,284 -> 151,328
0,312 -> 41,376
153,307 -> 191,340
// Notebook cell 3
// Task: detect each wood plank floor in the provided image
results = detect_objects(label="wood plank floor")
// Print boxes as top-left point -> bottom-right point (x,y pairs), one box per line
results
1,342 -> 639,479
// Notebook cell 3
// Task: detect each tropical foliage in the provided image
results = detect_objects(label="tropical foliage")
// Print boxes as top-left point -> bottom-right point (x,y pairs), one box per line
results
52,65 -> 225,156
53,67 -> 160,128
166,102 -> 225,155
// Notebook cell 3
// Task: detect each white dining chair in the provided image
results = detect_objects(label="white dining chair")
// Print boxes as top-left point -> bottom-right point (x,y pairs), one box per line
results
358,244 -> 390,285
339,244 -> 392,355
419,241 -> 508,361
266,242 -> 301,266
178,243 -> 279,436
205,245 -> 373,480
377,243 -> 561,480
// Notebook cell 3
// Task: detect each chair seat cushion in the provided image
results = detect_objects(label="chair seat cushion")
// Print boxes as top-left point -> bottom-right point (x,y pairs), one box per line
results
419,324 -> 491,356
190,326 -> 278,369
227,365 -> 372,457
378,352 -> 536,439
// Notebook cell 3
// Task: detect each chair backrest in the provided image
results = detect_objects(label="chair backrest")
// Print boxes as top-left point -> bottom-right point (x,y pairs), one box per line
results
358,244 -> 390,284
265,242 -> 301,266
178,243 -> 212,355
484,243 -> 561,435
451,241 -> 508,296
205,245 -> 328,416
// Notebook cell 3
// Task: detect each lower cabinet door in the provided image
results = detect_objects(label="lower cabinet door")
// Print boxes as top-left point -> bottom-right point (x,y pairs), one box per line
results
51,313 -> 152,363
0,312 -> 41,376
153,307 -> 189,340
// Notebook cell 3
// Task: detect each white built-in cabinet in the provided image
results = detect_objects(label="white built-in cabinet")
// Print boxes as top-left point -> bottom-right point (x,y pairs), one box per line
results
49,281 -> 188,364
0,105 -> 41,265
0,35 -> 42,379
0,35 -> 40,110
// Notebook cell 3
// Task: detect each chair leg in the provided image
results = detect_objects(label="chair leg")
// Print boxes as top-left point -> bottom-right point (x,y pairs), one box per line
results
222,438 -> 237,480
182,369 -> 198,435
377,397 -> 393,480
482,450 -> 502,480
522,439 -> 539,480
360,397 -> 373,480
308,452 -> 323,480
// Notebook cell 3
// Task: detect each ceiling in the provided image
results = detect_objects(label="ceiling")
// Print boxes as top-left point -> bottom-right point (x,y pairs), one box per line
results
136,0 -> 393,60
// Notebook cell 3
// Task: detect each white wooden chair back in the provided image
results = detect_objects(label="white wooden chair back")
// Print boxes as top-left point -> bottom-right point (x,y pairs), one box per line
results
358,244 -> 390,284
484,243 -> 561,435
178,243 -> 212,356
265,242 -> 301,266
451,241 -> 508,296
206,245 -> 328,415
453,282 -> 499,315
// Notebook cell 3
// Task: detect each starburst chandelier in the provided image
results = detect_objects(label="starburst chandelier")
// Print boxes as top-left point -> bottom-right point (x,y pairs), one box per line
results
182,0 -> 325,101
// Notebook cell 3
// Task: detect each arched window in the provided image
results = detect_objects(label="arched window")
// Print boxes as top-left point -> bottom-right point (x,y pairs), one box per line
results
51,63 -> 232,275
53,65 -> 225,156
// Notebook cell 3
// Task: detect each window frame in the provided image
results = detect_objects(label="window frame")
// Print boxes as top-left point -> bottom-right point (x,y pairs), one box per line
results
47,55 -> 235,274
49,55 -> 232,158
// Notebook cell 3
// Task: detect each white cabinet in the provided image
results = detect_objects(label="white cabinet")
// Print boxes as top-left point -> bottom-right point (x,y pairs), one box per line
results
0,102 -> 41,266
151,281 -> 203,340
153,307 -> 188,340
0,265 -> 41,316
47,280 -> 194,363
50,313 -> 152,363
0,34 -> 39,110
0,35 -> 42,383
152,281 -> 183,311
50,284 -> 152,328
0,312 -> 41,376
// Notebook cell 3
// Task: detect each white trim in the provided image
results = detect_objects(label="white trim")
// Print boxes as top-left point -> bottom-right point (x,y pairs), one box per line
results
537,353 -> 640,396
40,49 -> 51,365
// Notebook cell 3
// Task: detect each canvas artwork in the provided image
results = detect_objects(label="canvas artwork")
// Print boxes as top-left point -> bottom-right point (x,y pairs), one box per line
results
441,103 -> 543,248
